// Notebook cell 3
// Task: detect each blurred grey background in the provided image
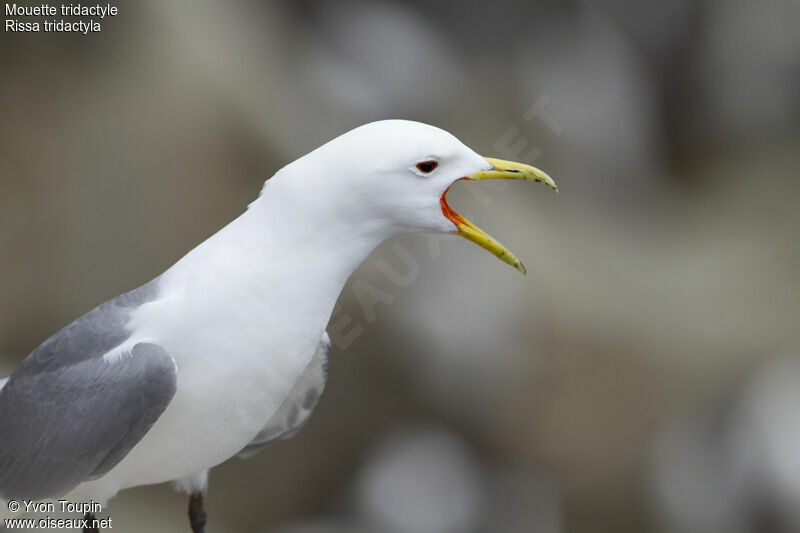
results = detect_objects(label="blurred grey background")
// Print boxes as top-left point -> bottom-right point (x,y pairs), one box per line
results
1,0 -> 799,532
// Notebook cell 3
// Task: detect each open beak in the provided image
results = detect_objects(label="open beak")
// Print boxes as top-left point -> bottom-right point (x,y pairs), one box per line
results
440,157 -> 557,275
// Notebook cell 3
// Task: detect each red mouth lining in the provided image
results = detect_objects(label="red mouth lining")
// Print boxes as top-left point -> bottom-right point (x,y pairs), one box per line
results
440,179 -> 467,227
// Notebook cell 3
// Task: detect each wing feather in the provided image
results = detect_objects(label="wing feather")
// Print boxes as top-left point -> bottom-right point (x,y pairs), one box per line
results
238,333 -> 330,458
0,282 -> 177,500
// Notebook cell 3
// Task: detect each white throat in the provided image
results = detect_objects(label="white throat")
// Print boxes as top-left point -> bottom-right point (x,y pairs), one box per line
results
153,169 -> 398,364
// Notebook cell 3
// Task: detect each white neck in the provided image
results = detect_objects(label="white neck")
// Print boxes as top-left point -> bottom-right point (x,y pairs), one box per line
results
159,171 -> 396,358
243,172 -> 398,295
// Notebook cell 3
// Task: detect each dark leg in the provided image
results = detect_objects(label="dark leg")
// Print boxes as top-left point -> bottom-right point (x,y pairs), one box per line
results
188,492 -> 207,533
83,512 -> 99,533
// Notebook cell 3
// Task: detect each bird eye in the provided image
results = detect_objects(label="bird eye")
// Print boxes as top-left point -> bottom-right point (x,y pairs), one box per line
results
416,160 -> 438,173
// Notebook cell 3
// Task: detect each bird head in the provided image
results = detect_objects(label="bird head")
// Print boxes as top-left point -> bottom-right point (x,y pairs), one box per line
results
271,120 -> 557,274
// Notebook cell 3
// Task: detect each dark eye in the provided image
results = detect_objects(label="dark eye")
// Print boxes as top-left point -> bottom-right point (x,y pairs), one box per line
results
416,160 -> 438,173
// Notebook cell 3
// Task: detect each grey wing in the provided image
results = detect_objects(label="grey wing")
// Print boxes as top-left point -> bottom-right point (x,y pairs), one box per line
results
0,281 -> 177,500
238,333 -> 330,459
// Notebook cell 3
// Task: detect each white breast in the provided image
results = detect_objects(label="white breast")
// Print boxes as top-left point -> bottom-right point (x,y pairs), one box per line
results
67,169 -> 394,502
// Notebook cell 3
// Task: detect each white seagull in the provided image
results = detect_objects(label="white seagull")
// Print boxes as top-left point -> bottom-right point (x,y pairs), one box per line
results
0,120 -> 556,532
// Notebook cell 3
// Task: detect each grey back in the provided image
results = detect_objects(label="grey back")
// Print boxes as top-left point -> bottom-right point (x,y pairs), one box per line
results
0,282 -> 177,500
